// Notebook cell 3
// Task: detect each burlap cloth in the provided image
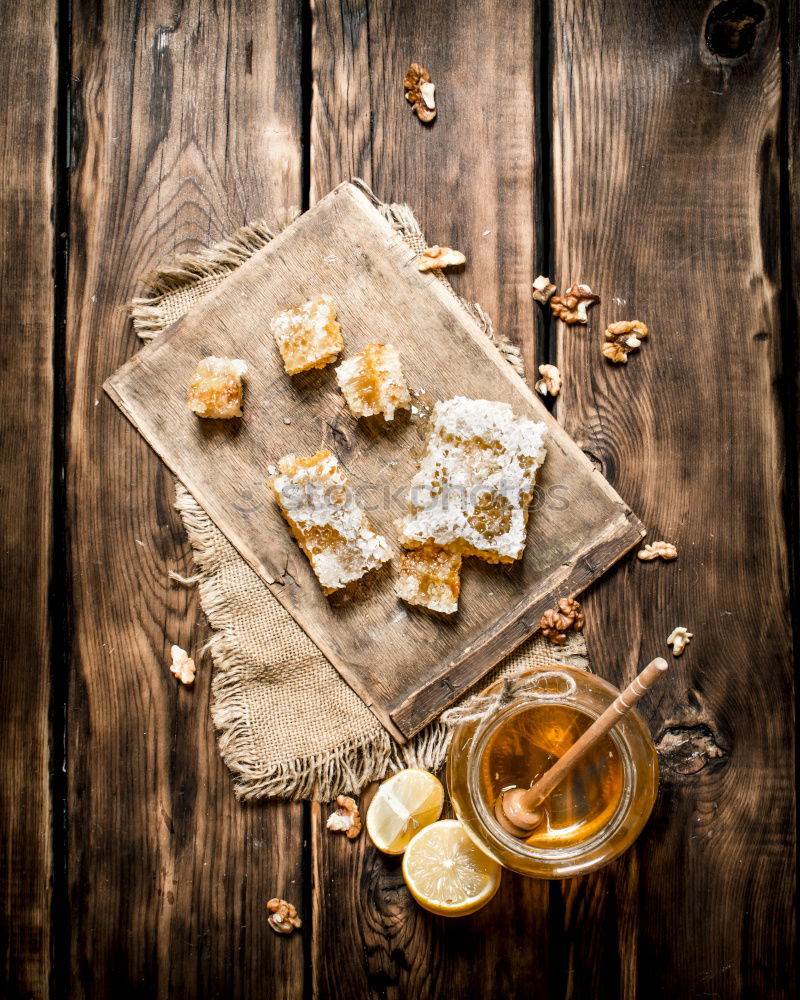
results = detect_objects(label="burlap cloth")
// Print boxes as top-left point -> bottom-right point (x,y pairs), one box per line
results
130,180 -> 590,801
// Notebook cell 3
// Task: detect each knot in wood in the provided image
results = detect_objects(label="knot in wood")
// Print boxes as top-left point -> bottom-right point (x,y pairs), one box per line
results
655,723 -> 729,775
704,1 -> 766,59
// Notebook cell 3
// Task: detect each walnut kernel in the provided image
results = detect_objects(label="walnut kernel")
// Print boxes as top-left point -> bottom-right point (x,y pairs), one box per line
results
535,364 -> 562,397
170,645 -> 196,686
418,245 -> 465,272
532,275 -> 556,304
326,795 -> 362,839
540,597 -> 585,645
602,320 -> 649,364
667,626 -> 693,657
404,63 -> 437,122
638,541 -> 678,561
550,283 -> 600,324
267,898 -> 302,935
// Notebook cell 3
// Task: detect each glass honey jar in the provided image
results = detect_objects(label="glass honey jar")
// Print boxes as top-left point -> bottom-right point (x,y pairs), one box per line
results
446,664 -> 659,878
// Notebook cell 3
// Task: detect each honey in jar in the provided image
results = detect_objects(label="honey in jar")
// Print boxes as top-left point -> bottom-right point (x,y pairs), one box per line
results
447,665 -> 659,878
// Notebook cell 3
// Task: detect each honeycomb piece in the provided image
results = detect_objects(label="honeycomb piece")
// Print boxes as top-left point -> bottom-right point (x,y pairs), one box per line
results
396,544 -> 462,615
269,450 -> 392,593
270,296 -> 344,375
187,356 -> 248,419
398,397 -> 547,563
335,343 -> 411,421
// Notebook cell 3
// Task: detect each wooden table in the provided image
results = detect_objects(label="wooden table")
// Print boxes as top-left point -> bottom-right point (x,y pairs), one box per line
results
1,1 -> 795,996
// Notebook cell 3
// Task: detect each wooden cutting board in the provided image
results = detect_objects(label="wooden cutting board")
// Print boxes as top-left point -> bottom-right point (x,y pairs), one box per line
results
106,182 -> 644,741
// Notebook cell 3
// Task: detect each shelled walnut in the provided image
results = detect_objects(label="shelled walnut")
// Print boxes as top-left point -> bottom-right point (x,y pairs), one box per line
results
267,898 -> 302,935
540,597 -> 585,645
326,795 -> 362,839
535,364 -> 562,397
418,245 -> 465,272
602,320 -> 649,363
550,284 -> 600,324
532,275 -> 556,304
638,541 -> 678,561
170,645 -> 196,686
667,626 -> 693,657
404,63 -> 437,122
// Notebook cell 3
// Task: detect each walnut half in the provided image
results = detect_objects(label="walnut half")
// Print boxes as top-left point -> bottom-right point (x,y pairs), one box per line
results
667,626 -> 693,657
418,245 -> 465,272
638,541 -> 678,561
404,63 -> 437,122
326,795 -> 362,839
550,283 -> 600,324
170,645 -> 196,686
532,275 -> 556,304
267,898 -> 302,935
535,364 -> 562,397
602,320 -> 649,364
540,597 -> 585,645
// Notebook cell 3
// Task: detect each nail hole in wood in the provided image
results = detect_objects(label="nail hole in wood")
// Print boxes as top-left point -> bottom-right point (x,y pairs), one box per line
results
704,0 -> 766,59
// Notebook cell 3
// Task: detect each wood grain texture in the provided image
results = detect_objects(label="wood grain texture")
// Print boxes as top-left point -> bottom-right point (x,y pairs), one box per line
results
306,5 -> 576,999
2,1 -> 796,996
0,2 -> 56,995
787,0 -> 800,615
66,2 -> 305,995
552,1 -> 794,996
106,182 -> 642,739
311,792 -> 557,1000
310,0 -> 544,375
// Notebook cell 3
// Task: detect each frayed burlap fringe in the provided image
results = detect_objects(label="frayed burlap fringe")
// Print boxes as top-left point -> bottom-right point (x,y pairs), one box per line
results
136,179 -> 588,800
131,182 -> 525,378
176,480 -> 588,800
130,211 -> 300,339
174,484 -> 458,799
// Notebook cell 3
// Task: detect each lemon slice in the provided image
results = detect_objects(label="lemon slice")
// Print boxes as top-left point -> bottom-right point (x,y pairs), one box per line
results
402,819 -> 502,916
365,768 -> 444,854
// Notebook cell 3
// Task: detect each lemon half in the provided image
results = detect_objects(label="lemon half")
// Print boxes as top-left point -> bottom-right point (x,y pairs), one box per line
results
365,768 -> 444,855
401,819 -> 502,916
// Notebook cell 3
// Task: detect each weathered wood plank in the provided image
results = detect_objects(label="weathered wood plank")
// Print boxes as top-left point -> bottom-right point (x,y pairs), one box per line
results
311,794 -> 556,1000
106,181 -> 642,740
310,0 -> 544,375
551,1 -> 794,996
307,3 -> 567,997
66,3 -> 305,996
787,0 -> 800,606
0,3 -> 57,996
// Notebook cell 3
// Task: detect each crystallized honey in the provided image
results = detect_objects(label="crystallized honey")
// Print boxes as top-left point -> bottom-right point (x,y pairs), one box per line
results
335,343 -> 411,421
269,450 -> 392,593
398,397 -> 547,563
187,356 -> 248,419
270,296 -> 343,375
396,543 -> 461,614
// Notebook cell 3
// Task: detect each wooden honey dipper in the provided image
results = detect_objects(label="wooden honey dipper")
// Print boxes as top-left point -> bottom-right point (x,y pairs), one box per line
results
494,657 -> 669,838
